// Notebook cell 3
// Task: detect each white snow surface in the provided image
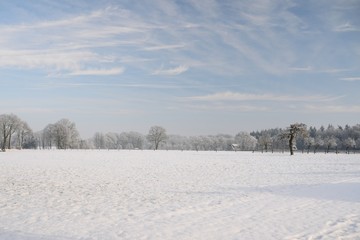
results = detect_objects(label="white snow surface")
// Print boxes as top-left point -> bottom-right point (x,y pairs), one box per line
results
0,150 -> 359,240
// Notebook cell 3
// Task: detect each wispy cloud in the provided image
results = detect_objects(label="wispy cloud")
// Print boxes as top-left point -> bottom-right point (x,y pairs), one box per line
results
152,65 -> 189,75
289,66 -> 312,71
34,81 -> 188,90
185,103 -> 270,112
334,22 -> 359,32
319,68 -> 351,73
339,77 -> 360,81
185,92 -> 341,102
0,6 -> 153,74
0,49 -> 97,71
143,44 -> 185,51
4,8 -> 109,31
0,1 -> 352,79
68,67 -> 125,76
289,67 -> 351,74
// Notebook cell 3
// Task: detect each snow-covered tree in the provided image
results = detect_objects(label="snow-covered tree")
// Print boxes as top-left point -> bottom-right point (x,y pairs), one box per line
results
14,120 -> 33,149
258,133 -> 272,152
93,132 -> 106,149
105,132 -> 119,149
42,124 -> 56,149
117,132 -> 129,149
127,131 -> 145,149
324,136 -> 337,153
304,137 -> 315,154
190,136 -> 201,151
344,138 -> 355,154
313,136 -> 324,154
166,135 -> 189,150
0,114 -> 22,151
280,123 -> 308,155
235,132 -> 257,151
147,126 -> 167,150
52,119 -> 79,149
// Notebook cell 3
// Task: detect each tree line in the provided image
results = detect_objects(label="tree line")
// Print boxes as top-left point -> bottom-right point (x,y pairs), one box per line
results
1,113 -> 360,154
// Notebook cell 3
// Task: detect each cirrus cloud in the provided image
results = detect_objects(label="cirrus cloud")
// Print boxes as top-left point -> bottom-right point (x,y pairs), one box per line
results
185,91 -> 342,102
339,77 -> 360,81
68,67 -> 125,76
152,65 -> 189,76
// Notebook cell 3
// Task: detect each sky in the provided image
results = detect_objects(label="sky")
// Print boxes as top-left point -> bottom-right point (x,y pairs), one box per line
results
0,0 -> 359,138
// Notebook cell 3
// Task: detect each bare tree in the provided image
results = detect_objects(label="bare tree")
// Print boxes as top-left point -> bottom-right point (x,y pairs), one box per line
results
93,132 -> 106,149
52,119 -> 79,149
15,121 -> 33,149
280,123 -> 308,155
304,137 -> 315,154
199,136 -> 211,151
235,132 -> 257,151
324,136 -> 337,153
105,132 -> 118,149
344,138 -> 356,154
127,131 -> 145,150
42,124 -> 56,149
118,132 -> 129,149
313,136 -> 324,154
147,126 -> 167,150
258,133 -> 272,153
208,135 -> 221,151
190,136 -> 201,151
0,114 -> 21,151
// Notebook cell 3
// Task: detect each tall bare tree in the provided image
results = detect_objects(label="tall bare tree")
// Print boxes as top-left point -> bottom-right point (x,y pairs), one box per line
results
15,120 -> 32,149
0,114 -> 21,151
42,124 -> 56,149
52,119 -> 79,149
147,126 -> 167,150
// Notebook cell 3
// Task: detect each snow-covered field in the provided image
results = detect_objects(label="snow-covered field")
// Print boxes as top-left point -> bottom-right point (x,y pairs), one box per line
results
0,150 -> 359,240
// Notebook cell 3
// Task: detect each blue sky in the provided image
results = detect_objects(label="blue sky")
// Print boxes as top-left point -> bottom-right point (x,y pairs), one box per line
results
0,0 -> 359,138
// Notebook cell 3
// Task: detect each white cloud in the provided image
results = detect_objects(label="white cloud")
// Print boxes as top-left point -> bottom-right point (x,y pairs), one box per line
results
319,68 -> 350,73
0,48 -> 126,77
339,77 -> 360,81
69,67 -> 125,76
0,7 -> 154,74
2,7 -> 127,32
334,22 -> 359,32
186,103 -> 269,112
152,65 -> 189,75
36,81 -> 185,90
0,1 -> 337,79
186,91 -> 341,102
143,44 -> 185,51
0,2 -> 358,89
289,66 -> 312,71
0,49 -> 97,71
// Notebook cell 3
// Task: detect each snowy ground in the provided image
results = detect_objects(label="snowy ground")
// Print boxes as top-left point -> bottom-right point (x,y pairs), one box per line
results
0,150 -> 359,240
